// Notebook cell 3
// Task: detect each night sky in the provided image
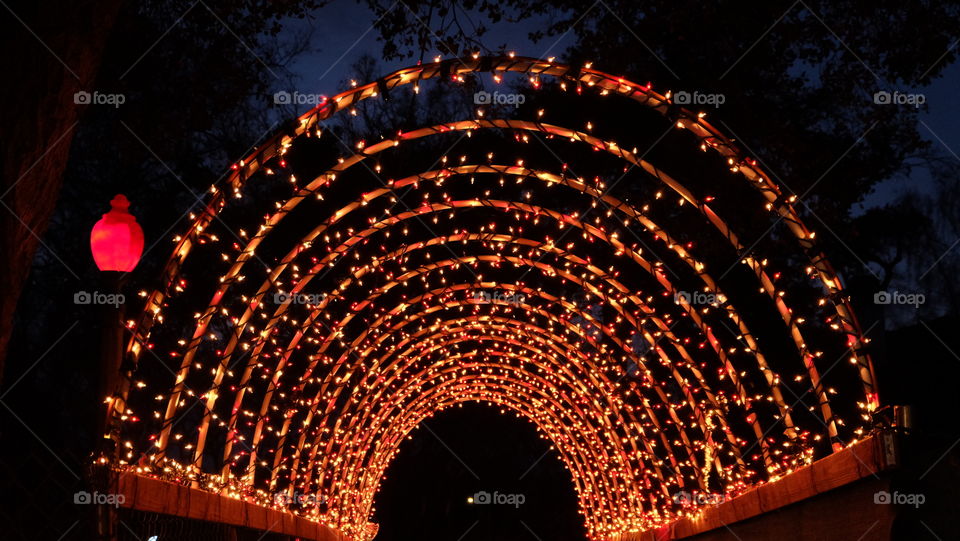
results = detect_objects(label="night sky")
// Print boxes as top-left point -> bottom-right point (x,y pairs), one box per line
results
282,0 -> 960,210
3,3 -> 960,541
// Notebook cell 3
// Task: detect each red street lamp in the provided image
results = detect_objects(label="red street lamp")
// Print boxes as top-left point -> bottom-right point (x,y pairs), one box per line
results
90,193 -> 143,430
90,194 -> 144,272
90,194 -> 143,541
89,195 -> 143,452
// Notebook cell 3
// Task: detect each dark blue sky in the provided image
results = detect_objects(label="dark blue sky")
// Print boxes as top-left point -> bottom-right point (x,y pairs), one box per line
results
282,1 -> 575,94
280,1 -> 960,210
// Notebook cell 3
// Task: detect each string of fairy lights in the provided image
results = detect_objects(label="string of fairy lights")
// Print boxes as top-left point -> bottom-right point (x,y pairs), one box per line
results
101,55 -> 879,541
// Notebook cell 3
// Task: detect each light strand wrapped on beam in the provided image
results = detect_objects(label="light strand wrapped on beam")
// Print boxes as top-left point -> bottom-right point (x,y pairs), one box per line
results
104,55 -> 877,541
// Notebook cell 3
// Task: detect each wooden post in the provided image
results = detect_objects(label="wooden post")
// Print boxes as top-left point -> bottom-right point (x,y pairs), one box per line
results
96,271 -> 124,541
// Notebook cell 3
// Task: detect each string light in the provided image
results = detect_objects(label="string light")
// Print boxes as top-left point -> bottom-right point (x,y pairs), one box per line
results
104,55 -> 877,541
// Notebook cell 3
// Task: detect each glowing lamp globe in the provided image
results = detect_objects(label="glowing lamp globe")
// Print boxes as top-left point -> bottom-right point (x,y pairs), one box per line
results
90,194 -> 144,272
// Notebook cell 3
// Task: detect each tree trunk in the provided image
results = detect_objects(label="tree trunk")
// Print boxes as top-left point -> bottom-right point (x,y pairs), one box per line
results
0,0 -> 123,382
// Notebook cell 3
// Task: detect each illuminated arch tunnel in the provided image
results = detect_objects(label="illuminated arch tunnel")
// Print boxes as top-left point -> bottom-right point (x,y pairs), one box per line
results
103,55 -> 879,541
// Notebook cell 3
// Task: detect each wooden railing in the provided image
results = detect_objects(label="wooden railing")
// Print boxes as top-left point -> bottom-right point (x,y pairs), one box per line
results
115,472 -> 348,540
616,432 -> 899,541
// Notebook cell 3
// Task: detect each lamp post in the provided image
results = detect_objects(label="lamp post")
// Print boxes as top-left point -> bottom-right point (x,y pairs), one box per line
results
90,194 -> 143,450
89,194 -> 142,541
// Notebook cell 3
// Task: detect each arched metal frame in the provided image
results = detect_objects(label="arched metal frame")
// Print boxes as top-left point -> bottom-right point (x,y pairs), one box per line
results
107,56 -> 879,541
